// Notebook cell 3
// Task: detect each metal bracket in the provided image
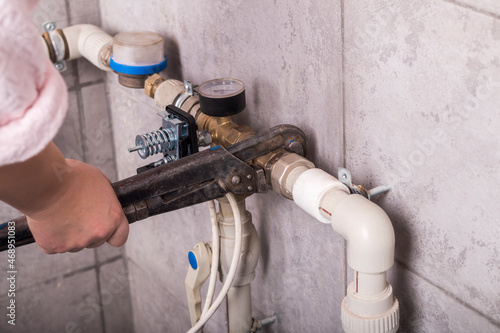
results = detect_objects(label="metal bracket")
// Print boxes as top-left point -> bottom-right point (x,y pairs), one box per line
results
43,21 -> 67,72
338,167 -> 391,200
175,80 -> 198,108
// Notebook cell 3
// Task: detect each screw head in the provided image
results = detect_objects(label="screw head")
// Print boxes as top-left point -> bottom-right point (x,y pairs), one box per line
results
231,175 -> 241,185
44,22 -> 55,31
246,174 -> 252,180
247,186 -> 253,191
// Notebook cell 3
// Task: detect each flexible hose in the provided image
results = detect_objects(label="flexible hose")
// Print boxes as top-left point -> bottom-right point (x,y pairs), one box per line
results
201,200 -> 220,316
187,193 -> 243,333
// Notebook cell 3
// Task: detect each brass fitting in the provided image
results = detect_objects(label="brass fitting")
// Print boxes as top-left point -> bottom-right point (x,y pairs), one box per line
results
196,112 -> 256,147
144,74 -> 167,98
100,44 -> 113,68
270,153 -> 315,199
145,75 -> 257,148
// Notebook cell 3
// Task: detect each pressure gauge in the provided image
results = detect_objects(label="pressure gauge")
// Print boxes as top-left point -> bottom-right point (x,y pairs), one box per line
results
198,78 -> 246,116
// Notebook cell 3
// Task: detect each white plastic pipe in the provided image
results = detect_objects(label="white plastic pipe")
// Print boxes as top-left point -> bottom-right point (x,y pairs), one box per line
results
327,194 -> 395,274
62,24 -> 113,71
226,284 -> 253,332
292,168 -> 399,333
218,196 -> 260,333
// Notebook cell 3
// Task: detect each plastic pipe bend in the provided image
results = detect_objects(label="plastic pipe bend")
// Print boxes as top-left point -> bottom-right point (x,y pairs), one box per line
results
62,24 -> 113,71
331,194 -> 395,274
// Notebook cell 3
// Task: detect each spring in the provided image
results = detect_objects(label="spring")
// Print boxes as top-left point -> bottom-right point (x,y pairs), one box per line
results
135,128 -> 177,159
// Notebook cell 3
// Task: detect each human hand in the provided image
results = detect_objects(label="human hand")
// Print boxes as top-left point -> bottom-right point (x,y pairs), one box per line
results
26,159 -> 129,254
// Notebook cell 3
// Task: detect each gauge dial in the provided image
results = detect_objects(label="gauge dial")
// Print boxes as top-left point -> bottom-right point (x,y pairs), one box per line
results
198,79 -> 245,98
198,78 -> 246,116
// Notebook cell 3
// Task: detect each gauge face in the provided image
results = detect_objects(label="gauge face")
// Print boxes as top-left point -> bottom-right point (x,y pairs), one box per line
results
198,78 -> 245,99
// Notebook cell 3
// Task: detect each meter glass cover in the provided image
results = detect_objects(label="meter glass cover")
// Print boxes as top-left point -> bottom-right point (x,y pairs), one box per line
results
198,79 -> 244,99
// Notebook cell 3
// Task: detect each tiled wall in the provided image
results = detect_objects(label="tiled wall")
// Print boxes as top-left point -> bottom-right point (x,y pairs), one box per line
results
99,0 -> 500,332
0,1 -> 132,332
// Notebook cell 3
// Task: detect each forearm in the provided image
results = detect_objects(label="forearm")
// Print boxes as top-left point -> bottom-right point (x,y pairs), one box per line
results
0,141 -> 128,253
0,142 -> 70,215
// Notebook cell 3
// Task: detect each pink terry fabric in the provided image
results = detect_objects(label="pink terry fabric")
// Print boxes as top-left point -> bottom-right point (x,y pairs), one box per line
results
0,0 -> 68,166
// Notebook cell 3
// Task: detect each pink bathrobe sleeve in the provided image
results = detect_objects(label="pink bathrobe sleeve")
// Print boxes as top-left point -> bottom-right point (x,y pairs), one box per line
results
0,0 -> 68,167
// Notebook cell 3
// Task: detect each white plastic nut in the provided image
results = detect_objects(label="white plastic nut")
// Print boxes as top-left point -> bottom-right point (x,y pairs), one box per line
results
154,79 -> 184,110
292,168 -> 350,223
341,282 -> 400,333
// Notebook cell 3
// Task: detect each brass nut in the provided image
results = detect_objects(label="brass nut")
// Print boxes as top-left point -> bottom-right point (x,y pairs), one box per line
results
144,74 -> 167,98
271,153 -> 315,199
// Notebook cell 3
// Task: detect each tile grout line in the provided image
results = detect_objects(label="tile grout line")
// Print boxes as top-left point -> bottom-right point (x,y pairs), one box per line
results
119,251 -> 136,333
67,78 -> 105,92
94,249 -> 107,333
441,0 -> 500,20
65,2 -> 106,331
126,256 -> 191,308
5,255 -> 123,294
96,0 -> 135,328
394,260 -> 500,328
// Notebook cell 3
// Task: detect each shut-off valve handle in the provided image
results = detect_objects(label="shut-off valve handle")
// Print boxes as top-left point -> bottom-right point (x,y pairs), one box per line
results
185,242 -> 212,327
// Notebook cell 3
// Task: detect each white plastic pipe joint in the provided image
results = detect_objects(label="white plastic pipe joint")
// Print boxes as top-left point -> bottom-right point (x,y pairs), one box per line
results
62,24 -> 113,71
292,168 -> 400,333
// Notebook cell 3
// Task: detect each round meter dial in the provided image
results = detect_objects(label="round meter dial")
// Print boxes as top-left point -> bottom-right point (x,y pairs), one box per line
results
198,78 -> 246,116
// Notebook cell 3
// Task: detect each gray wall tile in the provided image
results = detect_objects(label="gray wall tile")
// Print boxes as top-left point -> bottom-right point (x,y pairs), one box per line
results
54,90 -> 85,160
77,58 -> 106,84
68,0 -> 100,26
388,263 -> 500,332
99,258 -> 134,333
0,245 -> 95,290
81,83 -> 118,181
344,0 -> 500,327
96,243 -> 123,263
127,260 -> 192,333
31,0 -> 68,30
0,268 -> 103,333
0,204 -> 19,222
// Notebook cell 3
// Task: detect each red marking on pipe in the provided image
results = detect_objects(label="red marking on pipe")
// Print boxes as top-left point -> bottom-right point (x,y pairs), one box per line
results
319,207 -> 332,216
355,271 -> 358,293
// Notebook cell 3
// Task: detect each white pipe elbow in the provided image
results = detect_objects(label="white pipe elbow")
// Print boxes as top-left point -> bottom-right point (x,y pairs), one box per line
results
292,168 -> 395,274
330,194 -> 395,274
62,24 -> 113,71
